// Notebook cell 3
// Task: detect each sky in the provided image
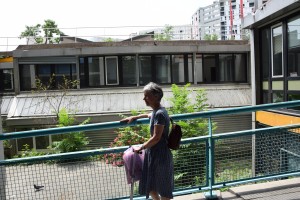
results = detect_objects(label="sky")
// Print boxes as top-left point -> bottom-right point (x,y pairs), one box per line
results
0,0 -> 214,50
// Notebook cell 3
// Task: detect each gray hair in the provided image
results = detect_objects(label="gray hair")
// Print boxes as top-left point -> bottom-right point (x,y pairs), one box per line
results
143,82 -> 163,100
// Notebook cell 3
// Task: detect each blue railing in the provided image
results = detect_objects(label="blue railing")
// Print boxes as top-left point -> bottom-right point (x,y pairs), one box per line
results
1,100 -> 300,199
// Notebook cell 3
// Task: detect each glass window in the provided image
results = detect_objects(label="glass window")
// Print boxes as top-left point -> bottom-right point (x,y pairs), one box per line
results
287,15 -> 300,77
0,69 -> 13,91
155,55 -> 171,84
272,25 -> 283,77
20,65 -> 32,91
219,54 -> 233,82
105,56 -> 119,85
139,56 -> 152,85
54,64 -> 75,88
188,54 -> 194,83
35,136 -> 50,149
272,91 -> 284,103
122,56 -> 137,85
261,28 -> 271,79
88,57 -> 101,86
171,55 -> 185,84
17,137 -> 33,151
288,93 -> 300,110
195,54 -> 203,83
234,54 -> 247,82
203,54 -> 217,82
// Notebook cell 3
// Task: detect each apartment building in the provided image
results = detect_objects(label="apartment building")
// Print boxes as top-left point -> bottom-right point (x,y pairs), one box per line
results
192,0 -> 255,40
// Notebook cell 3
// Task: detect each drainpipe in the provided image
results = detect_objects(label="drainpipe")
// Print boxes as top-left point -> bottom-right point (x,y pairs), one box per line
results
250,29 -> 256,177
0,95 -> 7,199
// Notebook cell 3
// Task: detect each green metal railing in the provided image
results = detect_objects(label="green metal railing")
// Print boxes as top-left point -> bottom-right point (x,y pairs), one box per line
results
1,100 -> 300,199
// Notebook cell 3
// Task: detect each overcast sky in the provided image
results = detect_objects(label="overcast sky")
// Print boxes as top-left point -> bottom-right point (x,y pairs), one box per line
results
0,0 -> 214,50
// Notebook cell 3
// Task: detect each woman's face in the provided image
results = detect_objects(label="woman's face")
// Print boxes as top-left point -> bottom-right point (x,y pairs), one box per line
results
143,91 -> 158,107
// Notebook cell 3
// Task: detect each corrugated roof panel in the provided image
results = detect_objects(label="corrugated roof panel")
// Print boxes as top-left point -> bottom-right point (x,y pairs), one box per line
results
4,85 -> 252,119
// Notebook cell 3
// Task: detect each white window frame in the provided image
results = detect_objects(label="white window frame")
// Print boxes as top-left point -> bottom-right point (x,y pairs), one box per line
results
271,23 -> 284,78
105,56 -> 119,85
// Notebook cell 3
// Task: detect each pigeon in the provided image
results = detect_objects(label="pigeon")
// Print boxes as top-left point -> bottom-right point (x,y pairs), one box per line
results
34,184 -> 44,190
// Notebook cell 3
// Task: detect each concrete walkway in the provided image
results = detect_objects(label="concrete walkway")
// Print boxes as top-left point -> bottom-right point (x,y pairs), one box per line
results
174,177 -> 300,200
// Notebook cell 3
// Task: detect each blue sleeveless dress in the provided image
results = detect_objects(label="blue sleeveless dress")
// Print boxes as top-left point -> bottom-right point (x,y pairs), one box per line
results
139,107 -> 174,199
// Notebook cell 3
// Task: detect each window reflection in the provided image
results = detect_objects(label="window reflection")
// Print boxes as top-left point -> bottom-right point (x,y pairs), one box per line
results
0,69 -> 13,91
155,55 -> 171,84
272,25 -> 283,77
122,56 -> 136,85
288,15 -> 300,77
171,55 -> 185,84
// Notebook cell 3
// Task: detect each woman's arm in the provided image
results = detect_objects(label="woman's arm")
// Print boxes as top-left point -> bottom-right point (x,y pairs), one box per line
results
120,113 -> 150,124
134,124 -> 164,152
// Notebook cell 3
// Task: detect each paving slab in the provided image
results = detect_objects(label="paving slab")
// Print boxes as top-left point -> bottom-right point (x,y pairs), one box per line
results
229,177 -> 300,200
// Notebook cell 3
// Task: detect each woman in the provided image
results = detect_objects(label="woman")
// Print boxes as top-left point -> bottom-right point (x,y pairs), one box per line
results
121,82 -> 174,200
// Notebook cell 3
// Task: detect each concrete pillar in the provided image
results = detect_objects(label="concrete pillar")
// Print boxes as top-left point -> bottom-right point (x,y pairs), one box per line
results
13,58 -> 20,94
250,29 -> 256,178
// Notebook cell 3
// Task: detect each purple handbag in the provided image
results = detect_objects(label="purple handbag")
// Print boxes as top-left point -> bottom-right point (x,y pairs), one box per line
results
123,146 -> 145,184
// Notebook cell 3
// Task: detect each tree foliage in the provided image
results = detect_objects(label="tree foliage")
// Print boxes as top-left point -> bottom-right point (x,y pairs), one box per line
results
49,108 -> 90,153
33,74 -> 79,121
19,19 -> 64,44
204,34 -> 218,40
154,25 -> 174,41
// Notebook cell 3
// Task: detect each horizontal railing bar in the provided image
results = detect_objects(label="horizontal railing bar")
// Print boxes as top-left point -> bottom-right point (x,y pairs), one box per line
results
0,145 -> 129,165
1,100 -> 300,141
0,119 -> 150,140
170,100 -> 300,122
213,124 -> 300,139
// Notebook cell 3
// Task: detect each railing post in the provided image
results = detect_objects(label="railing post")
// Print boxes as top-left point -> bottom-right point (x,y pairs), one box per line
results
0,96 -> 7,200
204,117 -> 217,199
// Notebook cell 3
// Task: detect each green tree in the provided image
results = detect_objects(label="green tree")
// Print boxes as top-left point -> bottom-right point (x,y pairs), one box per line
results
19,19 -> 64,44
19,24 -> 43,44
204,34 -> 218,40
42,19 -> 63,44
154,25 -> 174,41
49,108 -> 90,153
34,74 -> 79,120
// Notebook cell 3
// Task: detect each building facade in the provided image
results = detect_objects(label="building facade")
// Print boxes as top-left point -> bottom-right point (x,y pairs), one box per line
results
243,0 -> 300,125
1,40 -> 252,153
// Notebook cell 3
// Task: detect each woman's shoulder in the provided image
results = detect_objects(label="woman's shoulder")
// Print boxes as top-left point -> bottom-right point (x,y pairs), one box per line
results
156,107 -> 169,116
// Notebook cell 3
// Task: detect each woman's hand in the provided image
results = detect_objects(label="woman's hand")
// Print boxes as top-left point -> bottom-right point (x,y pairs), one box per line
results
120,116 -> 136,124
133,145 -> 144,153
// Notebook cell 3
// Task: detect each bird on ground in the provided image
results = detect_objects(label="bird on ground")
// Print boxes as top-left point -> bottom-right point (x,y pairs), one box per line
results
34,184 -> 44,190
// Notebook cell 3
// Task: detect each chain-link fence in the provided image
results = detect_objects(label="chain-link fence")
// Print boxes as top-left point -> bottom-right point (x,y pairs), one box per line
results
1,125 -> 300,199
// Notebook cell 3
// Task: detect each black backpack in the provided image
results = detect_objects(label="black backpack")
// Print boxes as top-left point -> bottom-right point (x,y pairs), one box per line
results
168,118 -> 182,150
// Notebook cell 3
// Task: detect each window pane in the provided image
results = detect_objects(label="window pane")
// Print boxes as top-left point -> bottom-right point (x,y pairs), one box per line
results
20,65 -> 32,91
17,137 -> 33,151
55,64 -> 72,88
79,57 -> 86,87
272,25 -> 283,76
89,57 -> 101,86
288,93 -> 300,110
36,136 -> 49,149
288,15 -> 300,77
203,54 -> 217,82
195,54 -> 203,82
272,91 -> 284,103
234,54 -> 247,82
122,56 -> 137,85
261,28 -> 271,79
188,54 -> 193,83
106,57 -> 119,85
0,69 -> 13,91
219,54 -> 233,82
171,55 -> 185,83
139,56 -> 152,85
155,55 -> 171,84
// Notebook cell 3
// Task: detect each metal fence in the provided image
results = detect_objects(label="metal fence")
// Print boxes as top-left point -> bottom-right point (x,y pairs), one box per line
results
1,100 -> 300,199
